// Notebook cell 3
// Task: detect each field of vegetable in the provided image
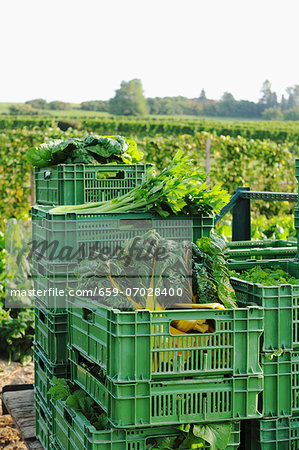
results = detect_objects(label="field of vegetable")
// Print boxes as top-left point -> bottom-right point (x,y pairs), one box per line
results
1,115 -> 299,141
0,118 -> 298,231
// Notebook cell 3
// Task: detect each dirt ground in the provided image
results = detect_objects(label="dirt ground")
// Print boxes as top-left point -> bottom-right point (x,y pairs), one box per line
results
0,358 -> 34,450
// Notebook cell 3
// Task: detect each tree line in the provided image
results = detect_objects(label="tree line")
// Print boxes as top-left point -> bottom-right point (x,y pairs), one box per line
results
80,79 -> 299,120
13,79 -> 299,120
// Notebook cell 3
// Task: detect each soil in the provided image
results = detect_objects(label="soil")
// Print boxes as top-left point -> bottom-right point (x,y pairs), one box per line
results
0,358 -> 34,450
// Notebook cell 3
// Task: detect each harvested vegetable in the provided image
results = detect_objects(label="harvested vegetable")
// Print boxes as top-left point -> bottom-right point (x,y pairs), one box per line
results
26,134 -> 142,167
193,234 -> 237,309
172,319 -> 209,333
48,377 -> 108,430
230,265 -> 299,286
74,229 -> 194,311
74,230 -> 236,311
51,151 -> 230,217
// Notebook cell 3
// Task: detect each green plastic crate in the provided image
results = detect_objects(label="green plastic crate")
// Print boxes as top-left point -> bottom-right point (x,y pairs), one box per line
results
51,398 -> 240,450
227,240 -> 297,250
69,348 -> 263,428
226,239 -> 297,262
231,264 -> 299,351
294,208 -> 299,227
67,299 -> 263,381
32,258 -> 77,311
35,390 -> 52,450
31,205 -> 214,264
34,344 -> 69,409
34,163 -> 153,206
292,352 -> 299,412
34,303 -> 68,364
228,258 -> 289,272
245,416 -> 299,449
261,352 -> 294,418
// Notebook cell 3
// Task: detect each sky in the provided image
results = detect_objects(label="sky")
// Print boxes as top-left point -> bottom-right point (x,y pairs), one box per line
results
0,0 -> 298,103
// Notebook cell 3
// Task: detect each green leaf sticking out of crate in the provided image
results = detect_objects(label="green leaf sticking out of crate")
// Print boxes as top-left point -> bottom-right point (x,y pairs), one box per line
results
48,377 -> 108,431
51,151 -> 230,217
230,265 -> 299,286
264,348 -> 283,360
27,135 -> 143,167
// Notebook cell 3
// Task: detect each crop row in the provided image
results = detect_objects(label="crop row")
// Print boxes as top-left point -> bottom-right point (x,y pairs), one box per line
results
1,115 -> 299,142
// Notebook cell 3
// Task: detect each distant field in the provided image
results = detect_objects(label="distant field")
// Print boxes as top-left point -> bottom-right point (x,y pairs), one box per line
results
0,102 -> 273,122
0,102 -> 111,118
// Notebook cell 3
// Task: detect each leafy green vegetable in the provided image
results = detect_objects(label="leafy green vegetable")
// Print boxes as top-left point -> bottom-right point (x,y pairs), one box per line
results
26,134 -> 142,167
51,151 -> 229,217
230,266 -> 299,286
147,422 -> 233,449
192,422 -> 232,450
26,138 -> 82,167
74,229 -> 193,310
48,378 -> 108,430
48,377 -> 71,400
147,436 -> 183,449
194,234 -> 237,309
265,348 -> 283,360
74,230 -> 235,310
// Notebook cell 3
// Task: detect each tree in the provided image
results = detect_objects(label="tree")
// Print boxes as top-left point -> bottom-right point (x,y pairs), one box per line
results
9,104 -> 41,115
80,100 -> 109,112
217,92 -> 237,116
259,80 -> 278,108
109,79 -> 149,116
280,95 -> 287,111
286,85 -> 299,109
48,101 -> 70,110
262,107 -> 283,121
25,98 -> 47,109
199,89 -> 207,102
283,108 -> 299,121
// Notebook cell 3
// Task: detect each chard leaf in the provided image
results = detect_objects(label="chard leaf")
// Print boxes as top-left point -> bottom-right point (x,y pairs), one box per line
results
147,436 -> 181,449
51,376 -> 68,386
195,235 -> 237,309
176,424 -> 191,433
92,413 -> 109,430
47,377 -> 70,400
47,384 -> 70,400
26,140 -> 60,167
65,394 -> 80,411
192,422 -> 232,450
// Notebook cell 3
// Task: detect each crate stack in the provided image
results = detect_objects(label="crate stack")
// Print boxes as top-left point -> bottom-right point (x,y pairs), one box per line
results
226,239 -> 297,263
32,162 -> 153,449
228,159 -> 299,449
32,160 -> 264,449
231,275 -> 299,448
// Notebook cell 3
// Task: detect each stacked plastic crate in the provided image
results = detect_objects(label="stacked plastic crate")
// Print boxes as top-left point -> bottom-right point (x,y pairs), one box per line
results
45,175 -> 268,448
32,162 -> 153,449
226,240 -> 297,263
32,161 -> 263,449
228,158 -> 299,448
